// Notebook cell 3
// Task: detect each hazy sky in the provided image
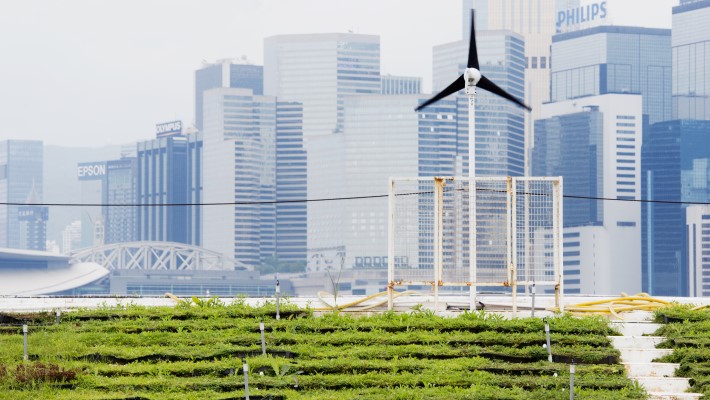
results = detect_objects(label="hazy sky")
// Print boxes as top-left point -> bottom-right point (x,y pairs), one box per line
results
0,0 -> 676,147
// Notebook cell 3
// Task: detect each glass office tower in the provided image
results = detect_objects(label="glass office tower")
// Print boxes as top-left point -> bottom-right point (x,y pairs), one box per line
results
194,61 -> 263,131
433,30 -> 527,177
672,0 -> 710,120
137,133 -> 202,245
551,26 -> 672,124
264,33 -> 381,136
0,140 -> 44,250
643,120 -> 710,296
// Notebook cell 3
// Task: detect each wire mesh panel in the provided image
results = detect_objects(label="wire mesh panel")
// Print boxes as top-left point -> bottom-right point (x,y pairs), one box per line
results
388,176 -> 563,310
514,178 -> 561,286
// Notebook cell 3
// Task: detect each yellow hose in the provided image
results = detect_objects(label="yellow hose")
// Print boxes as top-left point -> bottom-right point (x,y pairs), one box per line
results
548,293 -> 671,320
314,290 -> 417,311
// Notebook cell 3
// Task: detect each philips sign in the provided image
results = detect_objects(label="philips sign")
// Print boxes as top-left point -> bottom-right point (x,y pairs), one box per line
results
557,1 -> 607,32
156,120 -> 183,138
78,163 -> 106,180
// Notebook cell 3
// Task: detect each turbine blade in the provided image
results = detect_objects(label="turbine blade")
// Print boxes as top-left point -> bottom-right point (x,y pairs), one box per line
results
478,75 -> 532,111
415,75 -> 465,111
467,10 -> 479,69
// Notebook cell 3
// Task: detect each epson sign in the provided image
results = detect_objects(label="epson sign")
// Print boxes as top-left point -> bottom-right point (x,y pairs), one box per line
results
77,163 -> 106,180
156,120 -> 182,137
557,1 -> 607,32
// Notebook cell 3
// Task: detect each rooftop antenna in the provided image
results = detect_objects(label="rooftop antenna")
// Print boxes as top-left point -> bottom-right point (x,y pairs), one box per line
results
415,9 -> 531,309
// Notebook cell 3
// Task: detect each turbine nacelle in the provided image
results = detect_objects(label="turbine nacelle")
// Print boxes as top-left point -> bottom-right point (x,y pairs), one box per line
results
415,10 -> 531,113
464,68 -> 482,95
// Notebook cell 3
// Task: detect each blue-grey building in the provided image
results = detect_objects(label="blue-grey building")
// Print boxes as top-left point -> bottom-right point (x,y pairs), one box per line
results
264,33 -> 381,136
642,120 -> 710,296
433,30 -> 527,177
275,102 -> 307,268
137,131 -> 202,245
202,86 -> 307,270
381,75 -> 421,95
672,0 -> 710,120
551,26 -> 672,124
194,61 -> 264,131
534,94 -> 644,295
533,107 -> 603,227
77,157 -> 138,245
0,140 -> 44,250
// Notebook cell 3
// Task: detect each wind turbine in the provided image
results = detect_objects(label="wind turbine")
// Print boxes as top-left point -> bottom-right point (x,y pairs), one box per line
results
415,10 -> 531,310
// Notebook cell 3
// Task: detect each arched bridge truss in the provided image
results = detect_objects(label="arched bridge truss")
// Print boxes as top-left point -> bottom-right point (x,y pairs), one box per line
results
70,242 -> 251,272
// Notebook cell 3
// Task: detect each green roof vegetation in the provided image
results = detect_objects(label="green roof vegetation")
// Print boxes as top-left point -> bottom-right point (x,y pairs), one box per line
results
0,299 -> 646,399
654,304 -> 710,398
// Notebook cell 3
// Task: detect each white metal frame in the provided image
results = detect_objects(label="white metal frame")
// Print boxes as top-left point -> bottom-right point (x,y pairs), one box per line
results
388,176 -> 564,314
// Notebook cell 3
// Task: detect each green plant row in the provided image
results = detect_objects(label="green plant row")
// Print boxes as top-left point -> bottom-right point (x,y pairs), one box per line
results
21,307 -> 616,336
0,384 -> 648,400
4,325 -> 610,349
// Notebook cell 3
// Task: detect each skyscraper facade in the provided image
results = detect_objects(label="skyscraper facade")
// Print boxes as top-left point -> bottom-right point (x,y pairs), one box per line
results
381,75 -> 421,95
0,140 -> 44,250
672,0 -> 710,120
433,30 -> 526,177
264,33 -> 381,136
550,26 -> 672,124
307,94 -> 457,271
136,132 -> 202,245
275,102 -> 307,267
534,93 -> 643,295
642,119 -> 710,296
687,205 -> 710,297
202,86 -> 306,268
104,158 -> 138,244
461,0 -> 575,173
194,61 -> 264,131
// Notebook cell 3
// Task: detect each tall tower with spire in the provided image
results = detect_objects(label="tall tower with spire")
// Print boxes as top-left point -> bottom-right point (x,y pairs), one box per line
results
18,179 -> 49,251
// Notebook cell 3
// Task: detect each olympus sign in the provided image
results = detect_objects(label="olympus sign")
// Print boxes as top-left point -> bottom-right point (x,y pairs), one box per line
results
156,120 -> 183,137
77,163 -> 106,180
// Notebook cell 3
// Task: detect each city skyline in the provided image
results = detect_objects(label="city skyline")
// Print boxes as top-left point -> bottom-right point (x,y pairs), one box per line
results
0,0 -> 675,147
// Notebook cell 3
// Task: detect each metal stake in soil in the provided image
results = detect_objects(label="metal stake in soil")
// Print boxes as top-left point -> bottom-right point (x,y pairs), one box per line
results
22,324 -> 28,361
275,279 -> 281,320
544,318 -> 552,362
260,320 -> 266,355
569,361 -> 576,400
530,282 -> 537,318
242,358 -> 250,400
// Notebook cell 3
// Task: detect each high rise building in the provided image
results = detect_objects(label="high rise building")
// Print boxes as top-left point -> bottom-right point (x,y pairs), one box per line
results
202,86 -> 306,268
18,182 -> 48,251
137,127 -> 202,245
462,0 -> 580,174
642,119 -> 710,296
77,157 -> 138,246
433,30 -> 526,177
307,94 -> 458,271
62,220 -> 81,254
550,26 -> 672,124
687,205 -> 710,297
381,75 -> 421,95
194,60 -> 264,131
264,33 -> 381,136
533,93 -> 643,295
275,102 -> 307,267
672,0 -> 710,120
0,140 -> 44,250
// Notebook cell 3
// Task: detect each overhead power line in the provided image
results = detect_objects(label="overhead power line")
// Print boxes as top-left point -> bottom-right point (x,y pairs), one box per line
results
1,189 -> 709,207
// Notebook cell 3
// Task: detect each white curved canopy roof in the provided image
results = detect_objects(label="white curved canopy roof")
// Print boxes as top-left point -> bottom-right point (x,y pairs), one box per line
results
0,252 -> 108,296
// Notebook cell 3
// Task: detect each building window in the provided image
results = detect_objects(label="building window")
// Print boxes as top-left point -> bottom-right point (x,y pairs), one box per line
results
531,57 -> 538,69
540,56 -> 547,69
